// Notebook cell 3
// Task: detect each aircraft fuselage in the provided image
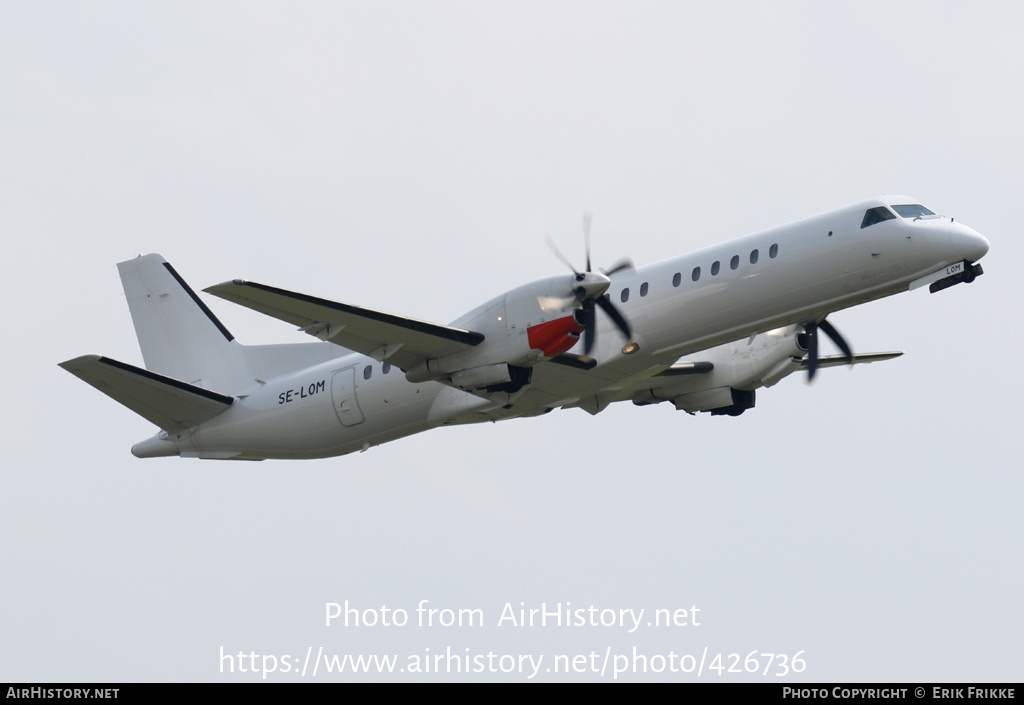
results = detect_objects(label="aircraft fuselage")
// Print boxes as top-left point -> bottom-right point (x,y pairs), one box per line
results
128,196 -> 987,460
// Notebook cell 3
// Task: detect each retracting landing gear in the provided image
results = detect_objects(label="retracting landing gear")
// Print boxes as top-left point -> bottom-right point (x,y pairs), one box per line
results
709,389 -> 756,417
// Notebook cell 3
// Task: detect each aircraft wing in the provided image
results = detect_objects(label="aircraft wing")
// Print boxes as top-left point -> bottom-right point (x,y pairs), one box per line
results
59,355 -> 234,432
203,280 -> 485,371
799,351 -> 903,369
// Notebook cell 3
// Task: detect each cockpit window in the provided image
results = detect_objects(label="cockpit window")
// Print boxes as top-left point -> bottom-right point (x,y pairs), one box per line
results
892,204 -> 936,218
861,206 -> 897,229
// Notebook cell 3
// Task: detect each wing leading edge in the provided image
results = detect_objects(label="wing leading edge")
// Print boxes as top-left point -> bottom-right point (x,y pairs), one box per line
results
203,280 -> 485,371
798,351 -> 904,370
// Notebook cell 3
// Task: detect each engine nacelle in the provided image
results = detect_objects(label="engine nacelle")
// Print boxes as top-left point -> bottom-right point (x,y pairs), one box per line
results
404,274 -> 591,389
671,387 -> 755,416
448,363 -> 533,393
450,363 -> 512,389
633,325 -> 807,416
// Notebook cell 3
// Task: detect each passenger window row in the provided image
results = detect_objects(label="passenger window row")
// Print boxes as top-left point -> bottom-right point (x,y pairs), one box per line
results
687,243 -> 778,283
363,362 -> 393,380
618,242 -> 780,301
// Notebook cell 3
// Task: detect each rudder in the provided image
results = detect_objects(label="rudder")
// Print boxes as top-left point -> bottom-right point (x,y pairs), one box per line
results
118,254 -> 235,389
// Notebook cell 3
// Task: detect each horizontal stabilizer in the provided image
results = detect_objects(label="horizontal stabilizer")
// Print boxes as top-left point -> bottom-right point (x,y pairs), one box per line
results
59,355 -> 234,432
799,351 -> 904,370
203,279 -> 484,371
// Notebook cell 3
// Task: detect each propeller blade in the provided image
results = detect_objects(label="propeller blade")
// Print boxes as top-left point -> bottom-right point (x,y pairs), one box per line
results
538,294 -> 576,314
818,318 -> 854,365
543,230 -> 582,278
805,322 -> 819,381
596,295 -> 632,342
540,213 -> 635,362
582,300 -> 597,356
583,211 -> 593,273
602,257 -> 636,277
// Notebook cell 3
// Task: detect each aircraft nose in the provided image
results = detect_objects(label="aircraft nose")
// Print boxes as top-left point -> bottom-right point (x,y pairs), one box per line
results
950,221 -> 990,262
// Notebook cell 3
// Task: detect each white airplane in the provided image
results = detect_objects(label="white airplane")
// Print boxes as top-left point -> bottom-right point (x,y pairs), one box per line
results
60,196 -> 988,460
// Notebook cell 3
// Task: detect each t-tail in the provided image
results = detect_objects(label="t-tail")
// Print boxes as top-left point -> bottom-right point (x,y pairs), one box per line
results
59,254 -> 338,457
118,254 -> 239,390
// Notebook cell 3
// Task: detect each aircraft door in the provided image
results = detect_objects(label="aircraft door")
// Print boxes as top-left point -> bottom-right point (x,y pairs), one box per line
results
330,367 -> 365,426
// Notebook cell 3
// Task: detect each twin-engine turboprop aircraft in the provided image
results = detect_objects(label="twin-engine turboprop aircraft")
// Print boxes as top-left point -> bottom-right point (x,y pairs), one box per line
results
60,196 -> 989,460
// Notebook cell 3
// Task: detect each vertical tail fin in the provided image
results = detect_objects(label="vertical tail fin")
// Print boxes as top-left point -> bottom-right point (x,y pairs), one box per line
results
118,254 -> 339,395
118,254 -> 235,389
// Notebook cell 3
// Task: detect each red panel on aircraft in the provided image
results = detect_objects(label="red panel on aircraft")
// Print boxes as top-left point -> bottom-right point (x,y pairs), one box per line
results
527,316 -> 585,358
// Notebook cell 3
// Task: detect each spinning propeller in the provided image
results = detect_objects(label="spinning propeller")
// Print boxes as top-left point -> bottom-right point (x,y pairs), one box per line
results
541,212 -> 635,358
802,317 -> 854,381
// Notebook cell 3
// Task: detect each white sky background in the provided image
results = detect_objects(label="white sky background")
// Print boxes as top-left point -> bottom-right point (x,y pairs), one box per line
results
2,0 -> 1021,682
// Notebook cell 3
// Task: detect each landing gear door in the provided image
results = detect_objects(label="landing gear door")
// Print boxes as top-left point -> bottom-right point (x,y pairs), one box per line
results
331,367 -> 365,426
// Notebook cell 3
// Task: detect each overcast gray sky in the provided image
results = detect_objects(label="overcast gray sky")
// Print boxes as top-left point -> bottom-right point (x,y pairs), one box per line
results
3,1 -> 1021,682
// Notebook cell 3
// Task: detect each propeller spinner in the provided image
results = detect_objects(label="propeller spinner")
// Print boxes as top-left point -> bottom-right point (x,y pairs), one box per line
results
541,213 -> 634,358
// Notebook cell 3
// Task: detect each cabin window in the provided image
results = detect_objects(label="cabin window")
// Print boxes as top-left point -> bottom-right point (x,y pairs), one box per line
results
673,272 -> 682,287
750,249 -> 759,264
730,255 -> 739,270
861,206 -> 896,228
892,204 -> 936,218
640,282 -> 649,297
382,363 -> 391,374
692,267 -> 701,282
711,261 -> 720,276
621,288 -> 630,303
769,243 -> 779,258
363,365 -> 373,380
